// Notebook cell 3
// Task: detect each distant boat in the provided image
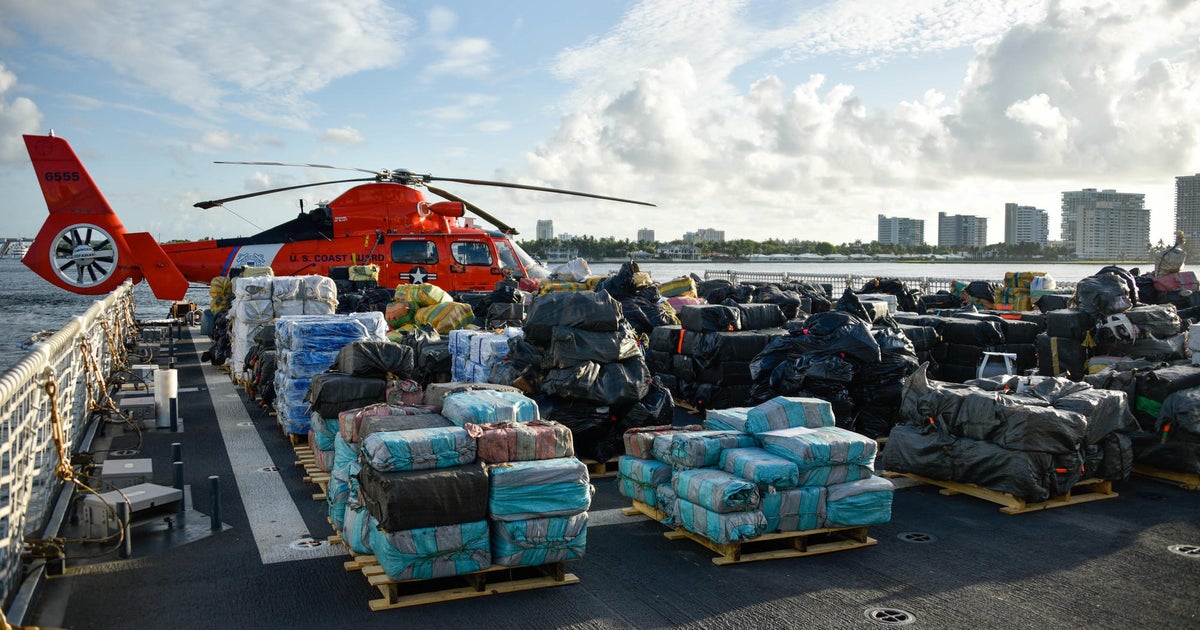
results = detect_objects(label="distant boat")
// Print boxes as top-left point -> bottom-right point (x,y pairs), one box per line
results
5,241 -> 30,260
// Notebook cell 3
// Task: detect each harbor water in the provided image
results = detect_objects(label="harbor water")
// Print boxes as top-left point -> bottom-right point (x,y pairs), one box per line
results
0,258 -> 1123,371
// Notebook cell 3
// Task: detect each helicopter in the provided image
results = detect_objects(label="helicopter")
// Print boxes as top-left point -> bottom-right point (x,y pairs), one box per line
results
21,133 -> 654,301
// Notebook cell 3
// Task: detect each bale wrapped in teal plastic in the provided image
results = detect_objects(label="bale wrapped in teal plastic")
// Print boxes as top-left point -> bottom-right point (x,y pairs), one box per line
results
796,464 -> 875,487
672,468 -> 761,513
490,513 -> 588,567
361,426 -> 476,471
368,520 -> 491,581
761,485 -> 826,532
747,396 -> 836,434
309,411 -> 340,452
702,407 -> 752,433
651,430 -> 759,469
759,426 -> 877,470
622,424 -> 704,459
342,506 -> 375,555
441,389 -> 539,426
656,483 -> 680,527
616,456 -> 672,505
675,498 -> 766,544
327,458 -> 360,533
720,447 -> 799,489
825,476 -> 894,527
488,458 -> 591,521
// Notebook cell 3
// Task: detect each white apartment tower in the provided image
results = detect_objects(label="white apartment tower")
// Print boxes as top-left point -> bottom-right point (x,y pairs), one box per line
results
536,219 -> 554,241
1004,203 -> 1049,246
937,212 -> 988,248
1063,189 -> 1148,259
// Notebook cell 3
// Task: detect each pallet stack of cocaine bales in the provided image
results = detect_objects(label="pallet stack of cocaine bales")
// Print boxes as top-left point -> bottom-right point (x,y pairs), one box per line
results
647,302 -> 789,411
619,396 -> 891,564
307,340 -> 419,476
507,290 -> 672,464
229,274 -> 275,379
329,388 -> 586,609
881,366 -> 1136,513
273,312 -> 385,437
891,308 -> 1040,384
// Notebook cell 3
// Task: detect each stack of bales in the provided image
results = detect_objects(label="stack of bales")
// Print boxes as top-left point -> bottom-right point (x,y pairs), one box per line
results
348,388 -> 589,580
1136,384 -> 1200,478
229,275 -> 275,378
512,290 -> 670,462
209,276 -> 233,314
892,309 -> 1040,384
882,367 -> 1138,501
273,313 -> 382,436
992,271 -> 1045,312
647,303 -> 789,411
387,283 -> 475,334
308,340 -> 418,473
617,396 -> 892,544
448,327 -> 525,385
590,262 -> 679,335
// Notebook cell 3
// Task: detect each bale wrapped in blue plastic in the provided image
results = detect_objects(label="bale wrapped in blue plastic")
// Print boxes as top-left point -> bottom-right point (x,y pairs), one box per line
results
276,315 -> 371,353
361,427 -> 476,472
490,512 -> 589,567
825,475 -> 894,527
342,506 -> 375,555
761,485 -> 826,532
309,412 -> 340,452
720,448 -> 799,489
759,426 -> 877,470
746,397 -> 836,434
616,456 -> 672,505
442,389 -> 539,426
327,458 -> 360,533
279,349 -> 341,378
656,483 -> 680,527
651,430 -> 759,469
702,407 -> 752,433
488,458 -> 591,521
796,464 -> 875,487
368,520 -> 491,581
676,497 -> 766,544
673,468 -> 761,513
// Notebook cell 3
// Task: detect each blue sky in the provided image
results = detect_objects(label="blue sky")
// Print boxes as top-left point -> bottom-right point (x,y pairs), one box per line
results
1,0 -> 1198,247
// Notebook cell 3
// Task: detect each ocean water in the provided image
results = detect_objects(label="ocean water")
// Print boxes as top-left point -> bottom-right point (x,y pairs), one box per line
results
0,258 -> 1118,372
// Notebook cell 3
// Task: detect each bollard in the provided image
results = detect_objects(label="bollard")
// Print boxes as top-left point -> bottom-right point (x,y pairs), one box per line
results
173,461 -> 185,512
209,476 -> 221,530
171,442 -> 182,464
169,397 -> 179,432
118,501 -> 132,559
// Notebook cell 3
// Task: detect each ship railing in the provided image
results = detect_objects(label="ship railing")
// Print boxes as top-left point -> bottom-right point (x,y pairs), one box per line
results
701,270 -> 1076,295
0,281 -> 137,621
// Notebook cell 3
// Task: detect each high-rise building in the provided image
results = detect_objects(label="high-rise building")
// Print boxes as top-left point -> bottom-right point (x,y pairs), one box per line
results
1004,203 -> 1049,246
637,228 -> 655,243
1175,174 -> 1200,258
691,228 -> 725,243
536,219 -> 554,241
937,212 -> 987,248
1064,188 -> 1148,260
876,214 -> 924,246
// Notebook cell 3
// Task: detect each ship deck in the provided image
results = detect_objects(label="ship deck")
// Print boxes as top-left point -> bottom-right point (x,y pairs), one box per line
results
24,326 -> 1200,629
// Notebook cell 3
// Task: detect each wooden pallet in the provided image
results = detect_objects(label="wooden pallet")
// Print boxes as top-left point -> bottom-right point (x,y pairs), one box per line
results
903,474 -> 1118,514
622,501 -> 876,566
1133,465 -> 1200,490
294,444 -> 329,499
580,457 -> 620,479
361,561 -> 578,611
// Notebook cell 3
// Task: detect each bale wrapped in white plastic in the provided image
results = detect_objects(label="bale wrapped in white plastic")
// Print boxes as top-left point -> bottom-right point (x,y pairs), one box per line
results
233,275 -> 274,301
348,311 -> 389,340
442,389 -> 539,426
303,274 -> 338,305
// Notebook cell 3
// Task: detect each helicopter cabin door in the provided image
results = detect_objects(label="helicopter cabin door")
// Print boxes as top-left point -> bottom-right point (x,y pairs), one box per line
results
449,239 -> 502,289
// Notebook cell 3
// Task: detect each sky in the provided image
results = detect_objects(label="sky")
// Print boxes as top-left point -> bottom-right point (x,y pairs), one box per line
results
1,0 -> 1198,248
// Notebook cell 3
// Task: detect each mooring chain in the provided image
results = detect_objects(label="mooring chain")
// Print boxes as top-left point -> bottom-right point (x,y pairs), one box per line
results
78,337 -> 120,416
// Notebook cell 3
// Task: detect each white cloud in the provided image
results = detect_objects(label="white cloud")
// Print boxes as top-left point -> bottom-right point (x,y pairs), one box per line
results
199,129 -> 237,151
477,120 -> 511,133
425,37 -> 495,78
427,6 -> 457,35
0,0 -> 413,126
0,62 -> 43,163
526,0 -> 1200,242
320,126 -> 365,146
423,94 -> 498,121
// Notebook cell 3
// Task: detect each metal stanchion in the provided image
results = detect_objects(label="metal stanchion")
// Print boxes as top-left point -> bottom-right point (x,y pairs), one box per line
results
171,442 -> 182,464
169,397 -> 179,432
173,461 -> 185,512
118,501 -> 132,559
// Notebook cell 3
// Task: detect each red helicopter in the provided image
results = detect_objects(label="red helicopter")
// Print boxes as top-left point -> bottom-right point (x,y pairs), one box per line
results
22,133 -> 653,301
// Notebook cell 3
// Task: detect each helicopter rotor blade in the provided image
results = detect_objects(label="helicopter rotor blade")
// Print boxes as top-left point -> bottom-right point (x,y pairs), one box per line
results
425,185 -> 519,235
428,176 -> 655,207
193,178 -> 375,209
214,161 -> 382,176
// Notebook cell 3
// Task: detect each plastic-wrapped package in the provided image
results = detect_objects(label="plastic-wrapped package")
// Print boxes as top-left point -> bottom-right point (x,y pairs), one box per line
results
338,403 -> 444,442
824,476 -> 893,527
622,425 -> 705,460
441,389 -> 539,426
490,513 -> 588,567
524,291 -> 624,345
276,315 -> 369,352
360,427 -> 476,472
761,485 -> 826,532
548,326 -> 642,368
333,341 -> 415,379
616,456 -> 672,505
702,407 -> 752,433
465,420 -> 574,463
651,430 -> 759,469
358,461 -> 489,531
672,468 -> 761,513
675,497 -> 766,544
306,373 -> 387,418
487,457 -> 591,521
656,483 -> 680,527
746,397 -> 836,434
368,520 -> 490,581
233,275 -> 274,300
342,506 -> 375,555
348,311 -> 389,341
759,426 -> 878,470
720,448 -> 799,489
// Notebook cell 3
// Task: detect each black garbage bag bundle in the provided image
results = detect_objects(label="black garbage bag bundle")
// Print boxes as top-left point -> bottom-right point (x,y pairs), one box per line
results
397,329 -> 451,384
696,279 -> 754,304
538,397 -> 621,462
785,282 -> 832,314
752,284 -> 805,319
789,311 -> 881,364
1072,272 -> 1134,317
859,277 -> 921,312
835,289 -> 891,325
619,379 -> 675,428
332,341 -> 416,379
524,291 -> 624,345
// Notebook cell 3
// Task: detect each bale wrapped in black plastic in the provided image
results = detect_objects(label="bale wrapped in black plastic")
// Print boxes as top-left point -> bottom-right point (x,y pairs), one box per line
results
357,461 -> 489,532
695,361 -> 754,386
952,436 -> 1080,501
646,349 -> 672,374
524,291 -> 624,345
736,303 -> 786,330
547,325 -> 642,368
997,319 -> 1041,345
1083,432 -> 1134,481
938,318 -> 1005,346
878,424 -> 956,479
696,280 -> 754,305
1121,304 -> 1183,338
539,397 -> 621,462
620,379 -> 675,429
1134,364 -> 1200,405
692,329 -> 786,370
397,329 -> 451,383
858,277 -> 921,312
947,391 -> 1087,454
306,372 -> 388,418
919,292 -> 963,312
1035,333 -> 1087,380
649,325 -> 683,353
542,357 -> 650,408
1034,293 -> 1073,313
1131,432 -> 1200,474
692,383 -> 753,411
618,294 -> 679,335
1072,272 -> 1134,317
835,289 -> 890,325
789,310 -> 881,363
993,343 -> 1037,374
752,285 -> 805,319
1044,309 -> 1096,340
679,304 -> 742,332
896,324 -> 939,352
332,341 -> 415,379
255,351 -> 277,406
1096,331 -> 1188,362
1155,387 -> 1200,442
931,342 -> 985,368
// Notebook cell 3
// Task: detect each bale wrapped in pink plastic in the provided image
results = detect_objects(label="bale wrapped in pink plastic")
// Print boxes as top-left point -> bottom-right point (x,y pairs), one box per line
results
465,419 -> 574,463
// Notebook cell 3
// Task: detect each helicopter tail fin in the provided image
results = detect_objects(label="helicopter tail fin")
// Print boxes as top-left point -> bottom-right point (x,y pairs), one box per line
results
23,134 -> 187,299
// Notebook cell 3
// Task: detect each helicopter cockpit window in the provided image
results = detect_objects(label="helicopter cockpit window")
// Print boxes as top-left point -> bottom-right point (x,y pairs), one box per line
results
391,240 -> 438,265
493,240 -> 519,271
452,241 -> 494,266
